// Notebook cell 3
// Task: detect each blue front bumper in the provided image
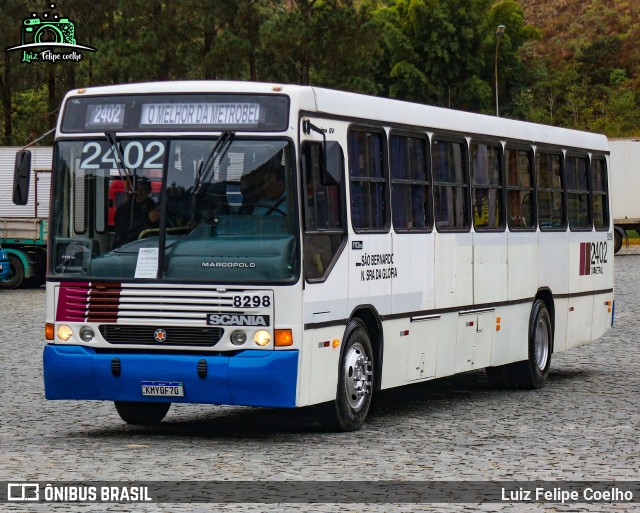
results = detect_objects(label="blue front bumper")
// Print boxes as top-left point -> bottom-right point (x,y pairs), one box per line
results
43,345 -> 298,408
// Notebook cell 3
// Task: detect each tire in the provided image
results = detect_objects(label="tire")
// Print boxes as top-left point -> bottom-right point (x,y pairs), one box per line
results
0,254 -> 25,289
522,299 -> 553,388
614,230 -> 622,254
114,401 -> 171,425
321,319 -> 374,432
486,299 -> 552,389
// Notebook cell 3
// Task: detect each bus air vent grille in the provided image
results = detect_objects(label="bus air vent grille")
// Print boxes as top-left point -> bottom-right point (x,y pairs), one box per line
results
98,325 -> 224,346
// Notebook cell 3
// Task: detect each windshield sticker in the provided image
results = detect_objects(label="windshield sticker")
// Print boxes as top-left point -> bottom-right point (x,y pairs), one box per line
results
134,247 -> 159,278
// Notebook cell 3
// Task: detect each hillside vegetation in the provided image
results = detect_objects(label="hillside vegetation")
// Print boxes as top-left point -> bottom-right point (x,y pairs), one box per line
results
516,0 -> 640,135
0,0 -> 638,145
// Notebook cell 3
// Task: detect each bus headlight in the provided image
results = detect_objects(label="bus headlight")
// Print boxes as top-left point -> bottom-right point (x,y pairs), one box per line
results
254,330 -> 271,347
79,326 -> 95,342
230,330 -> 247,346
57,324 -> 73,342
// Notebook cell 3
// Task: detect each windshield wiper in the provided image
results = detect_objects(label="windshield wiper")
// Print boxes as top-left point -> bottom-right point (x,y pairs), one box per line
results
192,130 -> 235,196
105,131 -> 134,193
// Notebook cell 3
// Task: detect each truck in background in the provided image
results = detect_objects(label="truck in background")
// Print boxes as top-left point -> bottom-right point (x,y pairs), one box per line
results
609,138 -> 640,253
0,146 -> 52,288
0,245 -> 9,281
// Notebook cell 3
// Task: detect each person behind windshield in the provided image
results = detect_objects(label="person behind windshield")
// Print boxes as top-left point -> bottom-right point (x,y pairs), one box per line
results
114,177 -> 159,246
249,155 -> 287,216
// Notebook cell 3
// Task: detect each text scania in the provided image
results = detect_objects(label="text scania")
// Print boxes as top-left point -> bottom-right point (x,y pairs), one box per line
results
207,314 -> 270,326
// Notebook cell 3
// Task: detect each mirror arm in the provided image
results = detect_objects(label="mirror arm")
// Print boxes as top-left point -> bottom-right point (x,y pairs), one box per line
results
303,120 -> 327,174
22,128 -> 55,150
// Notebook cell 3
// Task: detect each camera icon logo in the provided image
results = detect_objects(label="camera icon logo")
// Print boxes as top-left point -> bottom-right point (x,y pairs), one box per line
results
21,17 -> 76,46
7,483 -> 40,501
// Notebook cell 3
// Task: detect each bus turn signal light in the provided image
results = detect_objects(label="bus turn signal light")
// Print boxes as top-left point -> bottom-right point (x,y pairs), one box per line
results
275,329 -> 293,347
45,323 -> 54,341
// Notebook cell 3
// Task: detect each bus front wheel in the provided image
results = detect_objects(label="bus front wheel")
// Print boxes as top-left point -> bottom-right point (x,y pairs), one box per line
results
321,319 -> 374,432
114,401 -> 171,425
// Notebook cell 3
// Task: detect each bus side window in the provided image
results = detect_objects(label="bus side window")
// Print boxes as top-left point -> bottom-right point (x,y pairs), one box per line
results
432,138 -> 468,231
302,141 -> 346,281
471,142 -> 503,231
348,129 -> 388,231
390,133 -> 431,231
506,147 -> 535,230
536,150 -> 565,230
591,157 -> 609,231
566,154 -> 591,230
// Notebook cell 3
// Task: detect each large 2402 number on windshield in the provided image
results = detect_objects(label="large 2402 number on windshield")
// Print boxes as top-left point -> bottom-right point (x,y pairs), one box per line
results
80,141 -> 165,169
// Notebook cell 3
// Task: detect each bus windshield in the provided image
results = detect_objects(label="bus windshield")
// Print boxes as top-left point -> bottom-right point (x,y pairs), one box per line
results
49,137 -> 298,283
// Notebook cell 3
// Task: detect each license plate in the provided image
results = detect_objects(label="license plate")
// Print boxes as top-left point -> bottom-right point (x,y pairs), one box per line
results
141,381 -> 184,397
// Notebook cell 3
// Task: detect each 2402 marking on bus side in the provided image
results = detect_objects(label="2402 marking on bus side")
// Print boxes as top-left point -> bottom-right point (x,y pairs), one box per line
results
591,241 -> 608,265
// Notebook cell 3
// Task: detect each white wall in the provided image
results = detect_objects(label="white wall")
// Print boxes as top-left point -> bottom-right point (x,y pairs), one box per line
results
0,146 -> 53,218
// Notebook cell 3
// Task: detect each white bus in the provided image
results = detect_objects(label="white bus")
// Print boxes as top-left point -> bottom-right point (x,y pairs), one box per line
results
18,81 -> 613,431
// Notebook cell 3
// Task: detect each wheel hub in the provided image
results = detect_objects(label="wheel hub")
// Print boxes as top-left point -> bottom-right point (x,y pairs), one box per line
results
343,342 -> 373,410
534,317 -> 550,371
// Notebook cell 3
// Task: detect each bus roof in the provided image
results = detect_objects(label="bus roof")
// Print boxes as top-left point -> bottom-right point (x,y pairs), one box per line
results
62,81 -> 608,152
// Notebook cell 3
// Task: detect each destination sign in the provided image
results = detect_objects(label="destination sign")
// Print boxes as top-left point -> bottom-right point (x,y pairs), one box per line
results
140,102 -> 261,127
62,93 -> 289,133
85,103 -> 125,129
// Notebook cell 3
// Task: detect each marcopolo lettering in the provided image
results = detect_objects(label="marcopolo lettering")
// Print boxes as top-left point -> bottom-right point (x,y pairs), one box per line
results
202,262 -> 256,268
207,314 -> 270,326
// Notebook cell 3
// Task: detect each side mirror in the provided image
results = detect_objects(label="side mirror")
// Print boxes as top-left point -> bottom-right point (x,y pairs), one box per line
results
320,142 -> 342,186
13,150 -> 32,205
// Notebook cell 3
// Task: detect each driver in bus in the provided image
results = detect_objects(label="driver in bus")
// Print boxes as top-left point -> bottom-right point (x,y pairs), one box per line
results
114,177 -> 160,245
248,152 -> 287,216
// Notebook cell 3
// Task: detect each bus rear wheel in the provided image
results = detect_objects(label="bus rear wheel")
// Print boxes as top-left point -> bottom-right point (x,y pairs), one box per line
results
114,401 -> 171,425
321,319 -> 374,432
486,299 -> 552,389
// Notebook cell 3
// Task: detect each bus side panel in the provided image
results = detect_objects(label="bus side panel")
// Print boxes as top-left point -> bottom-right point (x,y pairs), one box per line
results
435,313 -> 459,379
538,231 -> 569,352
490,303 -> 531,366
381,231 -> 436,388
391,232 -> 434,314
405,317 -> 438,382
456,310 -> 493,373
433,232 -> 472,309
567,233 -> 594,349
507,232 -> 538,301
590,231 -> 614,343
348,233 -> 393,316
301,253 -> 350,407
302,326 -> 344,406
473,232 -> 507,304
552,297 -> 570,353
591,292 -> 614,342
